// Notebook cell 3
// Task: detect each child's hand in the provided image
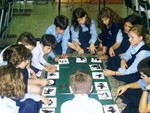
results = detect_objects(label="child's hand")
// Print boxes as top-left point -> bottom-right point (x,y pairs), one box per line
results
121,59 -> 128,69
31,74 -> 37,79
117,85 -> 128,96
109,47 -> 115,57
40,79 -> 49,87
146,84 -> 150,90
28,68 -> 37,79
88,43 -> 96,54
47,65 -> 57,72
103,69 -> 114,76
61,54 -> 68,58
40,96 -> 49,105
78,48 -> 84,55
97,46 -> 107,55
54,56 -> 59,62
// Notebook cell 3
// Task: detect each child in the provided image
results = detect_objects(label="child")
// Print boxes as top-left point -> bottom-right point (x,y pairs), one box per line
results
68,7 -> 98,55
31,34 -> 57,75
45,15 -> 70,61
0,32 -> 36,67
116,56 -> 150,113
109,14 -> 141,57
16,32 -> 37,78
16,32 -> 37,51
103,25 -> 150,83
0,64 -> 38,113
3,44 -> 49,105
97,7 -> 123,59
61,71 -> 103,113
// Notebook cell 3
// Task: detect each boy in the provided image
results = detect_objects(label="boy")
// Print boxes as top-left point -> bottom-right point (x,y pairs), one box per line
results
117,56 -> 150,113
0,32 -> 37,78
61,71 -> 103,113
45,15 -> 70,62
0,32 -> 36,66
31,34 -> 57,76
16,32 -> 36,51
3,44 -> 50,105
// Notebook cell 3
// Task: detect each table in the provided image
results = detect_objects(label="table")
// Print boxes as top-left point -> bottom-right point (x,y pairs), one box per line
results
45,57 -> 115,113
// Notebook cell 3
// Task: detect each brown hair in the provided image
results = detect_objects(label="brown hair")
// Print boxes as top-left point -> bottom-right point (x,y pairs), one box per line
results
97,7 -> 123,28
3,44 -> 32,66
70,71 -> 92,94
0,64 -> 25,99
16,32 -> 36,47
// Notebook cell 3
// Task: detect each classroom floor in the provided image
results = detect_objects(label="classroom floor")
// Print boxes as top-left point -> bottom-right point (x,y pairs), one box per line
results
7,1 -> 134,112
6,1 -> 134,44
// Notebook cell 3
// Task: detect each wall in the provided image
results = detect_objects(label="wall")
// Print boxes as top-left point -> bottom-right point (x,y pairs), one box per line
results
55,0 -> 123,3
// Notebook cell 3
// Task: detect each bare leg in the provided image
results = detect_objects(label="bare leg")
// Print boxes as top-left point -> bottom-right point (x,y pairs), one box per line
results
28,84 -> 42,94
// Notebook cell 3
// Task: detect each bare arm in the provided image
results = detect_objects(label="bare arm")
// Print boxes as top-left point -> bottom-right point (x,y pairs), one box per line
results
73,41 -> 84,55
139,84 -> 150,113
117,82 -> 140,96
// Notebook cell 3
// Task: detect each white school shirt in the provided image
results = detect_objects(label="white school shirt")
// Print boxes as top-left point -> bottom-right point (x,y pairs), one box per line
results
61,94 -> 104,113
0,96 -> 19,113
118,41 -> 150,75
31,42 -> 47,70
0,45 -> 10,66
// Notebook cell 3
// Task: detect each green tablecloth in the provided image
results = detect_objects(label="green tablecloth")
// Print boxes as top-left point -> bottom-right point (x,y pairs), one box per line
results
47,57 -> 115,113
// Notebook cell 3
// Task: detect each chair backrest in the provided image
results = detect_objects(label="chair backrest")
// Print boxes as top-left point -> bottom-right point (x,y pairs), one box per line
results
0,9 -> 4,34
139,0 -> 150,10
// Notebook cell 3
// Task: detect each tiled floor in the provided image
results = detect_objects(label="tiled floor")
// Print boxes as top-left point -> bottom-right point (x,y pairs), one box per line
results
7,1 -> 134,112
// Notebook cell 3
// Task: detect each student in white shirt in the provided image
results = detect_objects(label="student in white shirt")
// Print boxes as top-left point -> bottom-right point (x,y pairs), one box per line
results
61,71 -> 104,113
3,44 -> 49,105
0,64 -> 38,113
31,34 -> 57,75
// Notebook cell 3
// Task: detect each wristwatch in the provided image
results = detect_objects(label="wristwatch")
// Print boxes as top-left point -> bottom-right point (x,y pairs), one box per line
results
143,87 -> 150,92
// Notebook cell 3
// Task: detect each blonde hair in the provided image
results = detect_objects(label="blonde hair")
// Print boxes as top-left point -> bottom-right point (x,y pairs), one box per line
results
129,24 -> 147,40
70,71 -> 92,94
145,34 -> 150,46
0,64 -> 25,99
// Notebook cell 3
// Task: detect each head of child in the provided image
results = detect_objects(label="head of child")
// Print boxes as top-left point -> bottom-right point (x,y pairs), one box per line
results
72,7 -> 91,31
123,14 -> 141,33
0,64 -> 25,99
128,25 -> 147,46
3,44 -> 32,69
54,15 -> 68,35
97,7 -> 122,28
138,56 -> 150,84
40,34 -> 57,55
69,71 -> 93,95
16,32 -> 36,51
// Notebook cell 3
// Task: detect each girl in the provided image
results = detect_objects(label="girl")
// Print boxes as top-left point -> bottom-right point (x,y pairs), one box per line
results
109,14 -> 141,57
97,7 -> 123,59
104,25 -> 150,83
3,44 -> 50,104
0,64 -> 38,113
68,7 -> 98,55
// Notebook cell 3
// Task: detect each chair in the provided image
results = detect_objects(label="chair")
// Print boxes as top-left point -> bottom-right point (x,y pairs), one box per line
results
124,0 -> 136,15
0,3 -> 9,39
0,9 -> 4,38
138,0 -> 150,34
